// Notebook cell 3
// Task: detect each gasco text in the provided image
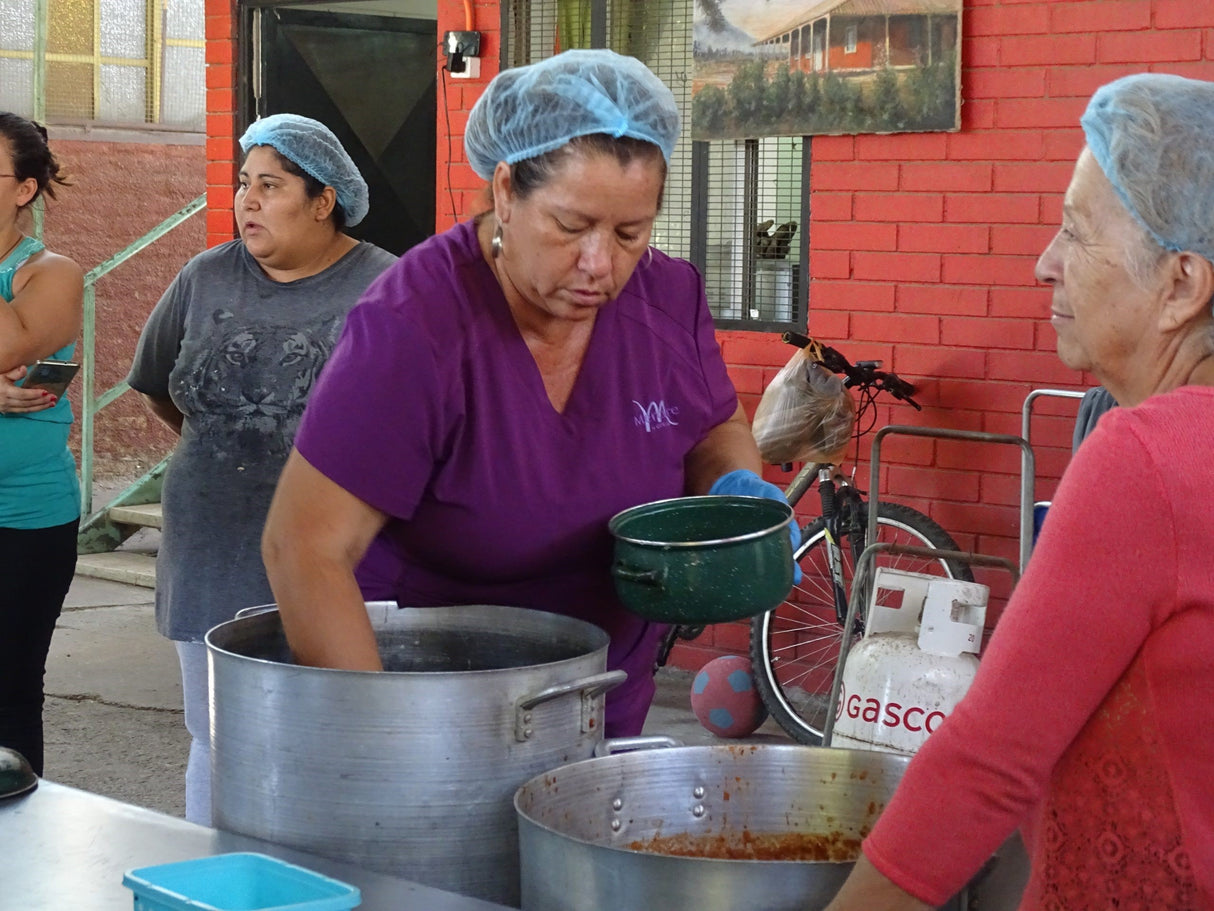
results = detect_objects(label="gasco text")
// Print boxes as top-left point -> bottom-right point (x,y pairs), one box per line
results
843,694 -> 947,734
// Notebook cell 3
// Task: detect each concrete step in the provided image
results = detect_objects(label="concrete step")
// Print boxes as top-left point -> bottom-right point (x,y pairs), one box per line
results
107,502 -> 163,529
75,551 -> 156,588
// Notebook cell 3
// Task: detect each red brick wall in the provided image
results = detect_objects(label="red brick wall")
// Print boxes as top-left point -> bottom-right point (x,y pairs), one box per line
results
796,5 -> 1214,565
204,0 -> 238,247
203,1 -> 1214,669
436,0 -> 501,229
685,2 -> 1214,669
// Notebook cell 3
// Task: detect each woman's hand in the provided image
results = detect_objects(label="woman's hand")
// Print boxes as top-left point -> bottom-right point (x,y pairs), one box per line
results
709,468 -> 802,583
686,404 -> 801,581
0,366 -> 57,414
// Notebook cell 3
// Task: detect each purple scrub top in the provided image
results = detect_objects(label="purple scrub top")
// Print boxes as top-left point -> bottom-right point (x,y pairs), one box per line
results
296,219 -> 738,735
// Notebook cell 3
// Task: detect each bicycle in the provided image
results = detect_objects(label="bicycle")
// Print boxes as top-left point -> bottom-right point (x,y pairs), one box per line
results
657,332 -> 973,746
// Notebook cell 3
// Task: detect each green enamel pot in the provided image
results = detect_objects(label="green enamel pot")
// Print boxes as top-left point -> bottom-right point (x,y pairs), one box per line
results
608,495 -> 795,624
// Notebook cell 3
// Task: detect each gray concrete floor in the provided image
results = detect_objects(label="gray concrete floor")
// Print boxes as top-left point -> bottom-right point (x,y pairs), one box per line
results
41,573 -> 790,819
44,575 -> 188,816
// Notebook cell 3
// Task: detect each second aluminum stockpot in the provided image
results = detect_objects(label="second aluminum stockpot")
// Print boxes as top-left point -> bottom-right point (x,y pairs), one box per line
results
514,743 -> 909,910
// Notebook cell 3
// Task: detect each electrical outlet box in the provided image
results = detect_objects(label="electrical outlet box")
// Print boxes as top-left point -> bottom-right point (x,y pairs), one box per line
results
450,57 -> 481,79
444,30 -> 482,58
443,29 -> 483,78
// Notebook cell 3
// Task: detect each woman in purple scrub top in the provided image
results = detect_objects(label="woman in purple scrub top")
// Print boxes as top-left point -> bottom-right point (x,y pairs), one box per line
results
262,50 -> 791,736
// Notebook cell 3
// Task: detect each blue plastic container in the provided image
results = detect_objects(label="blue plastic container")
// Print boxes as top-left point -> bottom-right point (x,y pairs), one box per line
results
122,853 -> 361,911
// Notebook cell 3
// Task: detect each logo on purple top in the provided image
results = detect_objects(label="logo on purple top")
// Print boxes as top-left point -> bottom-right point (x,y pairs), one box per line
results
633,400 -> 679,432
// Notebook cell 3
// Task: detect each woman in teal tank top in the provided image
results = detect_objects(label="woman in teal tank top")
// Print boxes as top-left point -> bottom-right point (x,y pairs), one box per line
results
0,113 -> 85,777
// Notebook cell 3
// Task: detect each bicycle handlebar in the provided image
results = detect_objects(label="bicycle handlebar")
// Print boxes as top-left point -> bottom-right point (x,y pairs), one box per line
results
782,331 -> 921,410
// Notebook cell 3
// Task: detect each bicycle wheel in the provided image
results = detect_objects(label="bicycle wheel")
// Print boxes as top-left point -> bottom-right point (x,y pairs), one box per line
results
750,502 -> 973,745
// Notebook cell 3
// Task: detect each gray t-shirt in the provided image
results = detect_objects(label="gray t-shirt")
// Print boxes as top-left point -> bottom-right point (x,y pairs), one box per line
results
1072,386 -> 1117,453
128,239 -> 397,639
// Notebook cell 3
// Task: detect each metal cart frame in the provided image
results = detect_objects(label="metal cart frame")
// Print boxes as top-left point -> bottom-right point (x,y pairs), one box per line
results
819,424 -> 1032,747
818,389 -> 1090,747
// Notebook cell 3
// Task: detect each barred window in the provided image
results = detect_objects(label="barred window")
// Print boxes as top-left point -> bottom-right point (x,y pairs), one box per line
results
501,0 -> 808,331
0,0 -> 205,129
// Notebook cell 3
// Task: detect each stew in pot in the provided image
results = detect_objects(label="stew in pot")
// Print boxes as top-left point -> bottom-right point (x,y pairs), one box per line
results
626,828 -> 865,862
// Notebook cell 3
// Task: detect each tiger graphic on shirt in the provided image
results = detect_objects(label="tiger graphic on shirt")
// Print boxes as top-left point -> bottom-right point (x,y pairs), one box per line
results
173,309 -> 342,459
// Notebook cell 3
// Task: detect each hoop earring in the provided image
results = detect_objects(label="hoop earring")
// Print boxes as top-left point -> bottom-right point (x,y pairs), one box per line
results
643,245 -> 654,268
491,222 -> 504,258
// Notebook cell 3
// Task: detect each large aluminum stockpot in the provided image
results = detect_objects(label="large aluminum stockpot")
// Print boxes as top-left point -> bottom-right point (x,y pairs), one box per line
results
206,602 -> 624,908
514,743 -> 922,911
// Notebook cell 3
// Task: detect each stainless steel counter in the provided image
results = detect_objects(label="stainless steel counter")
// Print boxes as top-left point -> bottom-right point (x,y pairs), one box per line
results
0,779 -> 513,910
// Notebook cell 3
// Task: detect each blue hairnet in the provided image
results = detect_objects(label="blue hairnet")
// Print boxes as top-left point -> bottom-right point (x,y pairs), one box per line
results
239,114 -> 369,227
1081,73 -> 1214,263
464,49 -> 680,180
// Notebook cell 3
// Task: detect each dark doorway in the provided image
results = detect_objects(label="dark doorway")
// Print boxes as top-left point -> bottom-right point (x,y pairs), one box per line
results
248,6 -> 436,255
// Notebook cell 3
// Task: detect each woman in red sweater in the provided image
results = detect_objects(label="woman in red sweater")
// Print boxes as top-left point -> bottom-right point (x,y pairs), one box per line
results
826,72 -> 1214,910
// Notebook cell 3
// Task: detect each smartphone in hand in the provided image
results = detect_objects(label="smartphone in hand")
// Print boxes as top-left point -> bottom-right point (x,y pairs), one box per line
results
22,359 -> 81,398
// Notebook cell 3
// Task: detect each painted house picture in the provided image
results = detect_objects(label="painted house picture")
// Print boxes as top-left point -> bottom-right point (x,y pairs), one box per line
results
692,0 -> 962,141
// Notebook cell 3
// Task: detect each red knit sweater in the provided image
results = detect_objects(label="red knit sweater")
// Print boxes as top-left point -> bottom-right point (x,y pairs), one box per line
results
863,386 -> 1214,909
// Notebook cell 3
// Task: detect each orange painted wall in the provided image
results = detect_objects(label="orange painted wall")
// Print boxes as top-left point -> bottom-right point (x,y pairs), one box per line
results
202,1 -> 1214,669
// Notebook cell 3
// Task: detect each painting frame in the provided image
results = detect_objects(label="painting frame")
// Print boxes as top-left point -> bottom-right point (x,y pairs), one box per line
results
692,0 -> 962,141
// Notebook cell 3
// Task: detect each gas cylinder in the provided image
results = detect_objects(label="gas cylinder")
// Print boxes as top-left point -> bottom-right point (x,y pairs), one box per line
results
832,567 -> 989,755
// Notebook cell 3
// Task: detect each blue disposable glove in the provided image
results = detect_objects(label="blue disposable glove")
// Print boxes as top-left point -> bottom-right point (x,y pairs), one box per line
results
708,469 -> 802,585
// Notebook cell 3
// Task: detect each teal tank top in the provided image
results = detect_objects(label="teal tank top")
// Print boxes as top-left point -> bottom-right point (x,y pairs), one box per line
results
0,236 -> 81,528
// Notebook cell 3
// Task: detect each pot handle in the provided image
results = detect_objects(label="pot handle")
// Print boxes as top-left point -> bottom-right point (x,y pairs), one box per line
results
234,603 -> 279,619
515,670 -> 627,742
611,563 -> 666,587
593,735 -> 684,757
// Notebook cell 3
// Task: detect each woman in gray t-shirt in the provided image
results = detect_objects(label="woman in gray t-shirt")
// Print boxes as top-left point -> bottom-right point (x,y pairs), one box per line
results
128,114 -> 396,824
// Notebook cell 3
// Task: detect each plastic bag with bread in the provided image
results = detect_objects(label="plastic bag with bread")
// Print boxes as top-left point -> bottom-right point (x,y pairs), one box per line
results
752,347 -> 855,465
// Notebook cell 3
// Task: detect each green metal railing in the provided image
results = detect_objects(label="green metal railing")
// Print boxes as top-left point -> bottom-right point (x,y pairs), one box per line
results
77,195 -> 205,517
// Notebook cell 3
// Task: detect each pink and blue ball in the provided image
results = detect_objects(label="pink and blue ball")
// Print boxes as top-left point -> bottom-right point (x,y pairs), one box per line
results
690,655 -> 769,738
